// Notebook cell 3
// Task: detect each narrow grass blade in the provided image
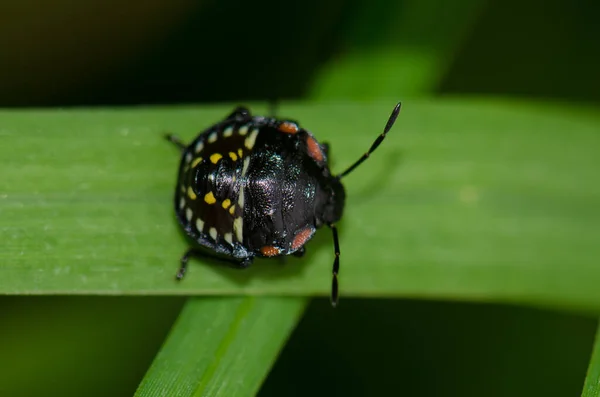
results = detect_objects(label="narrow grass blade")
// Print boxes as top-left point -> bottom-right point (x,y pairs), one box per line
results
135,297 -> 305,397
583,323 -> 600,396
2,100 -> 600,312
310,0 -> 487,98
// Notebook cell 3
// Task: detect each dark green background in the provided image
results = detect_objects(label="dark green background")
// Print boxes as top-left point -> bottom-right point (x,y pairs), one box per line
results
1,0 -> 599,395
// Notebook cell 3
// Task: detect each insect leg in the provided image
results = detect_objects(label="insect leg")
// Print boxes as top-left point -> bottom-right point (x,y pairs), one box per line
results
226,106 -> 252,121
268,99 -> 279,118
164,133 -> 187,151
322,142 -> 330,157
329,223 -> 340,307
176,248 -> 252,280
292,246 -> 306,258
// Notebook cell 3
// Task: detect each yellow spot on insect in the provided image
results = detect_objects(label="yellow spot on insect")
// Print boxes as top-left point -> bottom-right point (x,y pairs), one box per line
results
245,129 -> 259,150
204,191 -> 216,204
179,197 -> 185,209
208,132 -> 218,143
185,208 -> 193,222
187,186 -> 197,200
239,125 -> 249,136
229,205 -> 236,215
234,216 -> 243,242
237,148 -> 243,158
196,218 -> 204,232
191,157 -> 203,168
180,185 -> 186,193
195,141 -> 204,153
224,233 -> 233,245
222,199 -> 231,209
223,126 -> 234,137
209,227 -> 218,240
210,153 -> 223,164
229,152 -> 238,161
185,152 -> 193,163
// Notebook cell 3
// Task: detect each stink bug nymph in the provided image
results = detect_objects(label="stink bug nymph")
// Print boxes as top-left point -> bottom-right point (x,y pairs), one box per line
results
166,103 -> 401,307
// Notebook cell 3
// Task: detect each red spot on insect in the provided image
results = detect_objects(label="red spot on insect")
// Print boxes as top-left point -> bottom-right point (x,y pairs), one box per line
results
279,122 -> 299,134
306,136 -> 324,162
261,246 -> 281,257
292,227 -> 314,251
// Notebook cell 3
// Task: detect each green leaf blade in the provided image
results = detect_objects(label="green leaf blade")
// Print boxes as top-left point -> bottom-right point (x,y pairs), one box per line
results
2,100 -> 600,312
583,323 -> 600,396
135,297 -> 305,397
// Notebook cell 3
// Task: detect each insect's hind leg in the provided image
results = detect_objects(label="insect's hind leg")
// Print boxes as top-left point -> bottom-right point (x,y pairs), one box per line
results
176,248 -> 252,280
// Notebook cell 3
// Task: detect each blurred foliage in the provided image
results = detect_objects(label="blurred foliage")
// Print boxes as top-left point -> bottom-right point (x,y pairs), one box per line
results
261,299 -> 597,397
0,297 -> 184,397
0,0 -> 598,106
1,0 -> 599,395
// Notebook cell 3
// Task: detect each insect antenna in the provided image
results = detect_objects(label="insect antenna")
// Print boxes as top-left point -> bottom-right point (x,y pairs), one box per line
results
337,102 -> 402,179
267,98 -> 279,118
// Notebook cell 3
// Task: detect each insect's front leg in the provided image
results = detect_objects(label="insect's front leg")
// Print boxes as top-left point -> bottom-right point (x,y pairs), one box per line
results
165,133 -> 187,151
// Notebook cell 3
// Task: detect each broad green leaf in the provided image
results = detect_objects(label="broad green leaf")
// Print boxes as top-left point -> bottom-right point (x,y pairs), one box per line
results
583,323 -> 600,396
2,100 -> 600,312
135,297 -> 305,397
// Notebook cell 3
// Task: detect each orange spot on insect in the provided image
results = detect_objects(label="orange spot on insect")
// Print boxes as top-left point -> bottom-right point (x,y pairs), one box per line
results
306,136 -> 324,162
279,122 -> 299,134
261,246 -> 281,257
292,227 -> 314,251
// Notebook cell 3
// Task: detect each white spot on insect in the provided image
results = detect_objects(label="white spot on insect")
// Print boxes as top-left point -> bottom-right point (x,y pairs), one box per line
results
238,125 -> 249,136
208,132 -> 218,143
245,129 -> 259,150
241,157 -> 250,178
209,227 -> 218,240
223,126 -> 234,137
179,197 -> 185,210
224,232 -> 233,245
195,140 -> 204,153
185,208 -> 193,222
185,152 -> 193,163
234,174 -> 246,242
234,216 -> 243,242
196,218 -> 204,232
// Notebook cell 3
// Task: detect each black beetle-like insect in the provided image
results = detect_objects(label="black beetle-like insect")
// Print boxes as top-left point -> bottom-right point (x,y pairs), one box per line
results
166,103 -> 401,306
